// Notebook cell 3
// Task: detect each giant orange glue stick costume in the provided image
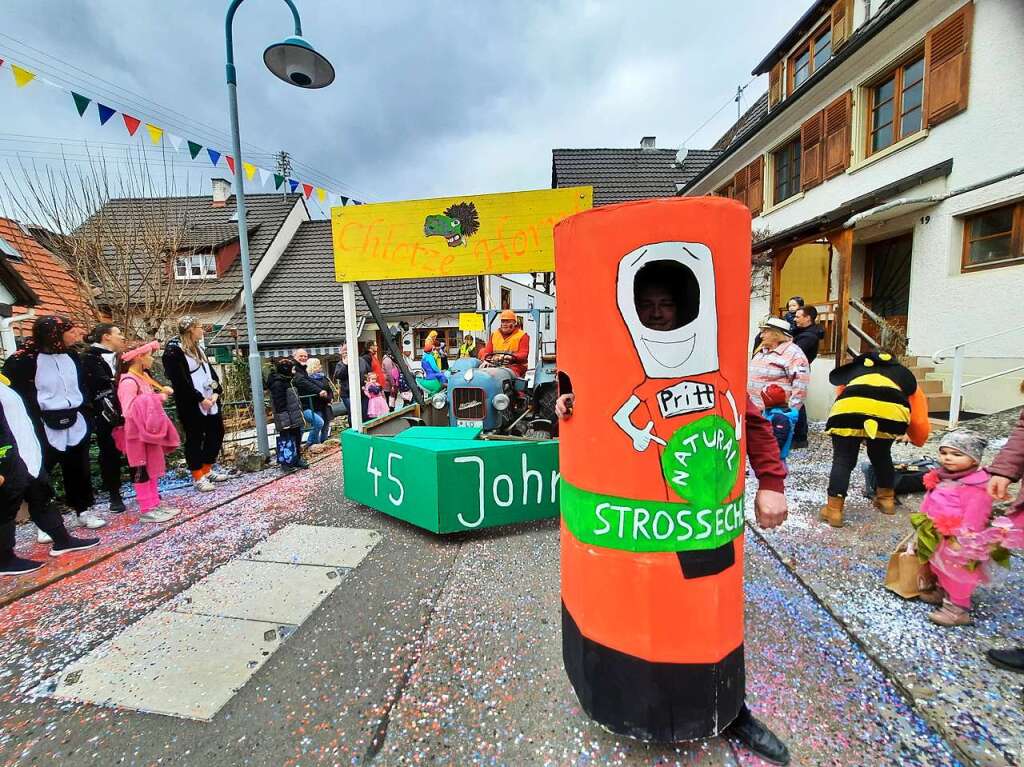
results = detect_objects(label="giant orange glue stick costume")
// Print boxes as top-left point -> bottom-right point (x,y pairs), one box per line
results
555,197 -> 751,741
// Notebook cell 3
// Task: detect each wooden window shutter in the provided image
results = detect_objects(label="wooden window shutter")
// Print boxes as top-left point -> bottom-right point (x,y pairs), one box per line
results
823,91 -> 852,179
746,157 -> 764,215
733,166 -> 749,207
769,62 -> 783,108
831,0 -> 851,50
800,111 -> 825,190
924,2 -> 973,127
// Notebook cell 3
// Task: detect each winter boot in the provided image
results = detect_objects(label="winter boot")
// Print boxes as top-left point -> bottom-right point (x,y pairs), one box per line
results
818,496 -> 845,527
873,487 -> 897,515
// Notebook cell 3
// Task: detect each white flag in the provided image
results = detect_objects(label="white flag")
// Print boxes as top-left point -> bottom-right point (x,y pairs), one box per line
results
166,133 -> 183,151
258,167 -> 272,187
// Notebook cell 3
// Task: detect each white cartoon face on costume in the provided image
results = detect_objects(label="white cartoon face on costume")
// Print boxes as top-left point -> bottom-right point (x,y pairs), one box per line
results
616,241 -> 719,379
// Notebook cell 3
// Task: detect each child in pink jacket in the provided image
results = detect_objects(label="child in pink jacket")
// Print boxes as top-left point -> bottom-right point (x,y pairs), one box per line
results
916,430 -> 1024,626
116,341 -> 181,523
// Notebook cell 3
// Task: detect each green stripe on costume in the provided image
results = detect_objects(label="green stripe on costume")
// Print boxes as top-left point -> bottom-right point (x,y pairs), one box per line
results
561,480 -> 744,553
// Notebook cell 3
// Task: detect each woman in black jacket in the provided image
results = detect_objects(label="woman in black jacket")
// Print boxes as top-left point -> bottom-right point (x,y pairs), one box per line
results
267,358 -> 308,471
163,317 -> 229,492
2,316 -> 107,532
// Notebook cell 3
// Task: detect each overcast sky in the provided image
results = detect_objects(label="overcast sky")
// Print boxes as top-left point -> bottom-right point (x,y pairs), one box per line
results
0,1 -> 810,214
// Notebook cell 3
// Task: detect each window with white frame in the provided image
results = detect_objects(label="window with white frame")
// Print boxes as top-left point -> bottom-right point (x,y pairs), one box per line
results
174,253 -> 218,280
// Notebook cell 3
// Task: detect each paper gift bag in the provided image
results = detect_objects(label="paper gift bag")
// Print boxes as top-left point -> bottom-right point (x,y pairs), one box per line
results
885,532 -> 923,599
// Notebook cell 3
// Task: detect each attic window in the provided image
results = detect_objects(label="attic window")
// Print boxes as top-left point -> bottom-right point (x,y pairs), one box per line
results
0,235 -> 23,261
175,252 -> 218,280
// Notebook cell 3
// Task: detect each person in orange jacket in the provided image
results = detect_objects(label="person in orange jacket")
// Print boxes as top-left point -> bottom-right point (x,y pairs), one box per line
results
480,309 -> 530,378
819,351 -> 930,527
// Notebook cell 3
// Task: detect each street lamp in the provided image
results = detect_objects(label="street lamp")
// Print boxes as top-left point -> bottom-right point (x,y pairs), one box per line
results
224,0 -> 335,457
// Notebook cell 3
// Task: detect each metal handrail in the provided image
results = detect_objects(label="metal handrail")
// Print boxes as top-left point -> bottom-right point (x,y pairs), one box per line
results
929,322 -> 1024,429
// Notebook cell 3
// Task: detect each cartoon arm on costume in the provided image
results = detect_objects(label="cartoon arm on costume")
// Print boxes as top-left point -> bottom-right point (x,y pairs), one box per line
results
613,395 -> 667,452
905,387 -> 931,446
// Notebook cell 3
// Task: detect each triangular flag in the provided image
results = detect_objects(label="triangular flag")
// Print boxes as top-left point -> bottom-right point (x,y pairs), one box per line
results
225,156 -> 235,174
274,174 -> 285,190
316,188 -> 326,203
11,64 -> 35,88
288,179 -> 299,193
353,200 -> 363,206
258,167 -> 272,186
301,183 -> 313,199
0,59 -> 5,68
187,141 -> 203,159
122,114 -> 141,136
71,92 -> 91,117
145,124 -> 164,145
243,162 -> 257,181
166,133 -> 183,151
207,148 -> 221,166
97,103 -> 116,125
340,195 -> 349,206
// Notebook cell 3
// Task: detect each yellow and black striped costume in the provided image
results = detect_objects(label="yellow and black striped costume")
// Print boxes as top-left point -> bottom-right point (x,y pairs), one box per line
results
826,352 -> 919,440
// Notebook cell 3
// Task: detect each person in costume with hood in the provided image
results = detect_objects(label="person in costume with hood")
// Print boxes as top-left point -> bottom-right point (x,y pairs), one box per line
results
418,332 -> 447,394
163,317 -> 232,492
116,341 -> 181,523
2,315 -> 107,532
0,372 -> 100,575
267,357 -> 308,471
819,351 -> 930,527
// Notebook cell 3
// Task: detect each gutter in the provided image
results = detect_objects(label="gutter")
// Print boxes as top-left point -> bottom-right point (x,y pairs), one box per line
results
679,0 -> 919,195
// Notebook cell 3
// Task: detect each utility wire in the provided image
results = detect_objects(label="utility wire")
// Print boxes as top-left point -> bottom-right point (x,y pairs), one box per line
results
679,75 -> 759,149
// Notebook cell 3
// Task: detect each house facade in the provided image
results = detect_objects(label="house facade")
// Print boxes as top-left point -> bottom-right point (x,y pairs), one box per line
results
681,0 -> 1024,417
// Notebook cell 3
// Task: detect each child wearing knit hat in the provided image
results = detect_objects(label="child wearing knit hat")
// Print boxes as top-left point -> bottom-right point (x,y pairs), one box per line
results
913,429 -> 1024,626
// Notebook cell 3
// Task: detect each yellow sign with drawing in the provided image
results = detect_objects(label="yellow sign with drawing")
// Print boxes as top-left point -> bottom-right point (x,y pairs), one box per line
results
331,186 -> 592,281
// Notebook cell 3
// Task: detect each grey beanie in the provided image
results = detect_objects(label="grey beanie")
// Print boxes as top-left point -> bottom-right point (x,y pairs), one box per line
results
939,429 -> 988,464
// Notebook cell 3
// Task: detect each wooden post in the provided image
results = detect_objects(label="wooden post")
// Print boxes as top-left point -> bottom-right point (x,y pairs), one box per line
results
827,228 -> 854,365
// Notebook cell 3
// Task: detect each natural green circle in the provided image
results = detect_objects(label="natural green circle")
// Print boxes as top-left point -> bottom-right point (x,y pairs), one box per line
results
660,414 -> 741,508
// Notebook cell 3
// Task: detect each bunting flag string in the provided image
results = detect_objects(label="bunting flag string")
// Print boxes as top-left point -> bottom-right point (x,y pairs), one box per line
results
0,55 -> 364,207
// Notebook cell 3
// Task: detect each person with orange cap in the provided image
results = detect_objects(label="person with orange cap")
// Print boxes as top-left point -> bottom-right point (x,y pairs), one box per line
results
480,310 -> 530,378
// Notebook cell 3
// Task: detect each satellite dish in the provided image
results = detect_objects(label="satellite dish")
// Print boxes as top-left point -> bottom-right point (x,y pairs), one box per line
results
675,147 -> 689,166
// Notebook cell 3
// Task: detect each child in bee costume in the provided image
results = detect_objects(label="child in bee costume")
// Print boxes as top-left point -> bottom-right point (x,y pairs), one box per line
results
819,351 -> 930,527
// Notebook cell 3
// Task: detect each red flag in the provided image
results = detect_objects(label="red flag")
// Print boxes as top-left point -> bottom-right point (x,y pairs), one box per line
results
302,183 -> 313,199
122,114 -> 141,136
226,156 -> 235,174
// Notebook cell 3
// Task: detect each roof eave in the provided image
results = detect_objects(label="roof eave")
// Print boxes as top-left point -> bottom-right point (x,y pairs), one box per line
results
752,0 -> 835,75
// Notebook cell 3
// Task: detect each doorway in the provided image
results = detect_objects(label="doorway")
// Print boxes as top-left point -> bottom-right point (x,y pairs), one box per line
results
863,233 -> 913,343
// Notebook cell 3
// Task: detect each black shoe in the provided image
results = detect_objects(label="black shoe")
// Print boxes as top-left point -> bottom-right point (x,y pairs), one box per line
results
987,647 -> 1024,673
295,460 -> 310,470
725,706 -> 790,765
791,439 -> 808,449
0,555 -> 45,576
109,493 -> 126,513
49,536 -> 101,557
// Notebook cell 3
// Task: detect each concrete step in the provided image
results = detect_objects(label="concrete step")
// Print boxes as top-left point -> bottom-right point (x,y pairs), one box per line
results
908,365 -> 935,378
918,379 -> 944,394
926,392 -> 952,412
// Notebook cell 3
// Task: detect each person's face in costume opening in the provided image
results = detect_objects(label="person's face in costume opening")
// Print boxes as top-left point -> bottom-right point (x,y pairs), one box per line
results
616,241 -> 719,379
500,319 -> 516,336
62,326 -> 86,348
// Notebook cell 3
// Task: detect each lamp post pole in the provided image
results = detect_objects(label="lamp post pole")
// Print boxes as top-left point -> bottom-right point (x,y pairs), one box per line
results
224,0 -> 303,458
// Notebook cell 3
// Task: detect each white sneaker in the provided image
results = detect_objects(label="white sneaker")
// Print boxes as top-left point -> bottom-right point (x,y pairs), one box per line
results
194,477 -> 217,493
139,509 -> 171,523
155,502 -> 181,518
37,527 -> 53,544
76,512 -> 107,530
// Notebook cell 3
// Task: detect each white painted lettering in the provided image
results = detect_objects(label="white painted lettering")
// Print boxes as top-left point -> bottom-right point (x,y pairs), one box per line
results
633,508 -> 652,540
676,510 -> 694,541
454,455 -> 486,528
696,509 -> 712,540
493,474 -> 514,507
522,453 -> 543,505
652,509 -> 673,540
386,453 -> 404,506
366,446 -> 382,495
594,503 -> 612,535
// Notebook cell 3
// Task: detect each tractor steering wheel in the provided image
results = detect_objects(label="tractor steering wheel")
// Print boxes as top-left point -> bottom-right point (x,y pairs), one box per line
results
483,352 -> 516,368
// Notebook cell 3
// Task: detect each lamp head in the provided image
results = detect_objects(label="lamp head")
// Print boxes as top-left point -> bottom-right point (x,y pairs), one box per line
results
263,36 -> 335,89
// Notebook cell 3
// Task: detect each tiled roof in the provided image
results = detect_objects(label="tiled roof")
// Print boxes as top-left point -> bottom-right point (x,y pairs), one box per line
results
76,193 -> 304,304
211,220 -> 479,348
551,148 -> 720,206
712,92 -> 770,151
0,218 -> 95,329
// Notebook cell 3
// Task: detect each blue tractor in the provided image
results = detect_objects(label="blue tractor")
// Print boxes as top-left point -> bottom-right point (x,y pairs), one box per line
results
423,308 -> 557,439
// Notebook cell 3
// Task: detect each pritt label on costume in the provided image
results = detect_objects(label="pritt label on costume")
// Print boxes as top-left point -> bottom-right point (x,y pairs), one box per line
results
656,380 -> 715,418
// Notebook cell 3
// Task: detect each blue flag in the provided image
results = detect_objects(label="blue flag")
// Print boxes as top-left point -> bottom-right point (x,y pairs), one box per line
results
97,103 -> 116,126
207,148 -> 221,167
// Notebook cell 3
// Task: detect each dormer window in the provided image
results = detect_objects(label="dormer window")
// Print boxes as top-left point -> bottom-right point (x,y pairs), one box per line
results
174,252 -> 218,280
0,235 -> 23,261
790,21 -> 833,93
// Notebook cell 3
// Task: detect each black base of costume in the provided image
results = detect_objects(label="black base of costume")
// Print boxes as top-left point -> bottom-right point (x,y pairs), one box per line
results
181,412 -> 225,472
32,440 -> 94,515
562,603 -> 744,742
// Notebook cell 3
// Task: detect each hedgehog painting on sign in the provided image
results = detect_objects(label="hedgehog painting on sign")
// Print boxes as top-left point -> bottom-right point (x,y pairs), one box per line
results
555,196 -> 791,765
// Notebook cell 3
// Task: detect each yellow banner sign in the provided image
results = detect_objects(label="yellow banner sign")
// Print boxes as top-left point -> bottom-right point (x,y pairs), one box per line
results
332,186 -> 592,281
458,312 -> 485,331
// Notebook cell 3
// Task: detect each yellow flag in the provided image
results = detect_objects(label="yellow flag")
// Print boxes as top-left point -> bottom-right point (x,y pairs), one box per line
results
316,188 -> 326,203
145,124 -> 164,145
11,65 -> 36,88
243,162 -> 257,181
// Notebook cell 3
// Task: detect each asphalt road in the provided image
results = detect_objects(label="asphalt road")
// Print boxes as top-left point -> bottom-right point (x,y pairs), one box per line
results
0,453 -> 963,766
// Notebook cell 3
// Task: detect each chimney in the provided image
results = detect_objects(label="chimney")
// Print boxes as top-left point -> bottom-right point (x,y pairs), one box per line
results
640,136 -> 656,150
211,177 -> 231,207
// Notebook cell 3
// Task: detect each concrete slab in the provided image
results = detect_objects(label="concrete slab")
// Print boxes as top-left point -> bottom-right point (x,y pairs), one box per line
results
50,611 -> 284,721
168,559 -> 345,625
243,524 -> 381,568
